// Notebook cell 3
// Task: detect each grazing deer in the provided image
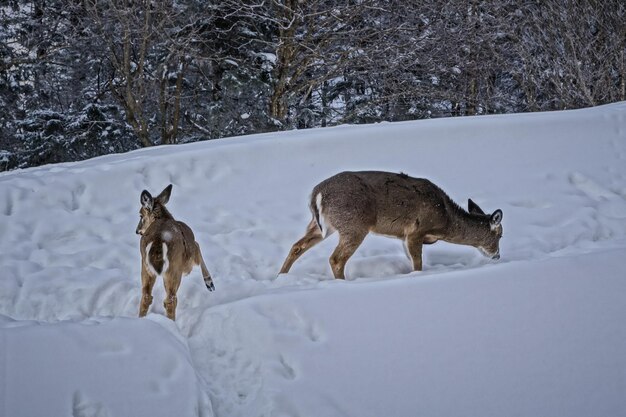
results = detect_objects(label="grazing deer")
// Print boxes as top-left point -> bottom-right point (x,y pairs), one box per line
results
279,171 -> 503,279
136,184 -> 215,320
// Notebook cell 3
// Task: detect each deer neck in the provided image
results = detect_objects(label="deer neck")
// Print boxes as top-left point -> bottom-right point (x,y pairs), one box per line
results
154,204 -> 174,221
443,208 -> 489,246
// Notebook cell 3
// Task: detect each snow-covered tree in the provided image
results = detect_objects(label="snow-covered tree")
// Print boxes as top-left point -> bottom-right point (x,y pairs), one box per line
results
1,0 -> 624,171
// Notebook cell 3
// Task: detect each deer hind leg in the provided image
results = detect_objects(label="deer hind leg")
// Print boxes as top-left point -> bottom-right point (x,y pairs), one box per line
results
279,219 -> 326,275
139,263 -> 156,317
163,270 -> 182,321
329,231 -> 367,279
405,234 -> 425,271
194,242 -> 215,291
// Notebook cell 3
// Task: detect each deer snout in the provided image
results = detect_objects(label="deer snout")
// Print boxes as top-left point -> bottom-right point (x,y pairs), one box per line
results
478,246 -> 500,260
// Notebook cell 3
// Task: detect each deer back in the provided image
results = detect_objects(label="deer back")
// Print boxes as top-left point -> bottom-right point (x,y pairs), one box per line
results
312,171 -> 454,238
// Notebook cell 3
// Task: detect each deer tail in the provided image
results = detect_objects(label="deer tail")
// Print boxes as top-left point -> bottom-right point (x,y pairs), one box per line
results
311,192 -> 326,237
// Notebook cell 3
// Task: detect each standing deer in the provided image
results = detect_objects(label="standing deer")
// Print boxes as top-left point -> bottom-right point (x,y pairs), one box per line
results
136,184 -> 215,320
279,171 -> 503,279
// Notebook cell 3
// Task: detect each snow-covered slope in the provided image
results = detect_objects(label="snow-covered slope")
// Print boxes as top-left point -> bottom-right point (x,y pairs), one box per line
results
1,102 -> 625,417
1,314 -> 212,417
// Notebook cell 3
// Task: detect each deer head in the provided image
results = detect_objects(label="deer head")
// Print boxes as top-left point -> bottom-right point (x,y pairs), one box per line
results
136,184 -> 173,235
468,198 -> 503,259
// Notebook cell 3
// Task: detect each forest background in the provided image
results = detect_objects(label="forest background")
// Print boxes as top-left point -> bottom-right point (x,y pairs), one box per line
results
1,0 -> 624,171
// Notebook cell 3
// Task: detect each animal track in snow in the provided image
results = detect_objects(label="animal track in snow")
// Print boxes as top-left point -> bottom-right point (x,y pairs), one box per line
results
69,183 -> 87,211
569,172 -> 616,201
160,356 -> 180,380
509,199 -> 552,209
3,193 -> 13,215
2,186 -> 30,216
278,354 -> 297,380
253,304 -> 324,344
72,391 -> 110,417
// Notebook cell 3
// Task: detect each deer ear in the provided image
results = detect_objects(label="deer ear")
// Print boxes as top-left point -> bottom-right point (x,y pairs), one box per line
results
490,209 -> 503,228
468,199 -> 485,215
140,190 -> 153,210
156,184 -> 173,205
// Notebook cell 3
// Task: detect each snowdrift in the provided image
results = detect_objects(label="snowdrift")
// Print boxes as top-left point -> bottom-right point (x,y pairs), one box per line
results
1,102 -> 626,416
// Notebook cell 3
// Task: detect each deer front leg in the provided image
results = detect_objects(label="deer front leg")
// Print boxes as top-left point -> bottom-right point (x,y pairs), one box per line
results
163,272 -> 182,321
406,234 -> 424,272
139,263 -> 156,317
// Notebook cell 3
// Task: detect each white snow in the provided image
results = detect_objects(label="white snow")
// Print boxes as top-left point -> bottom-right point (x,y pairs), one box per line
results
1,102 -> 626,417
1,314 -> 212,417
255,52 -> 277,64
